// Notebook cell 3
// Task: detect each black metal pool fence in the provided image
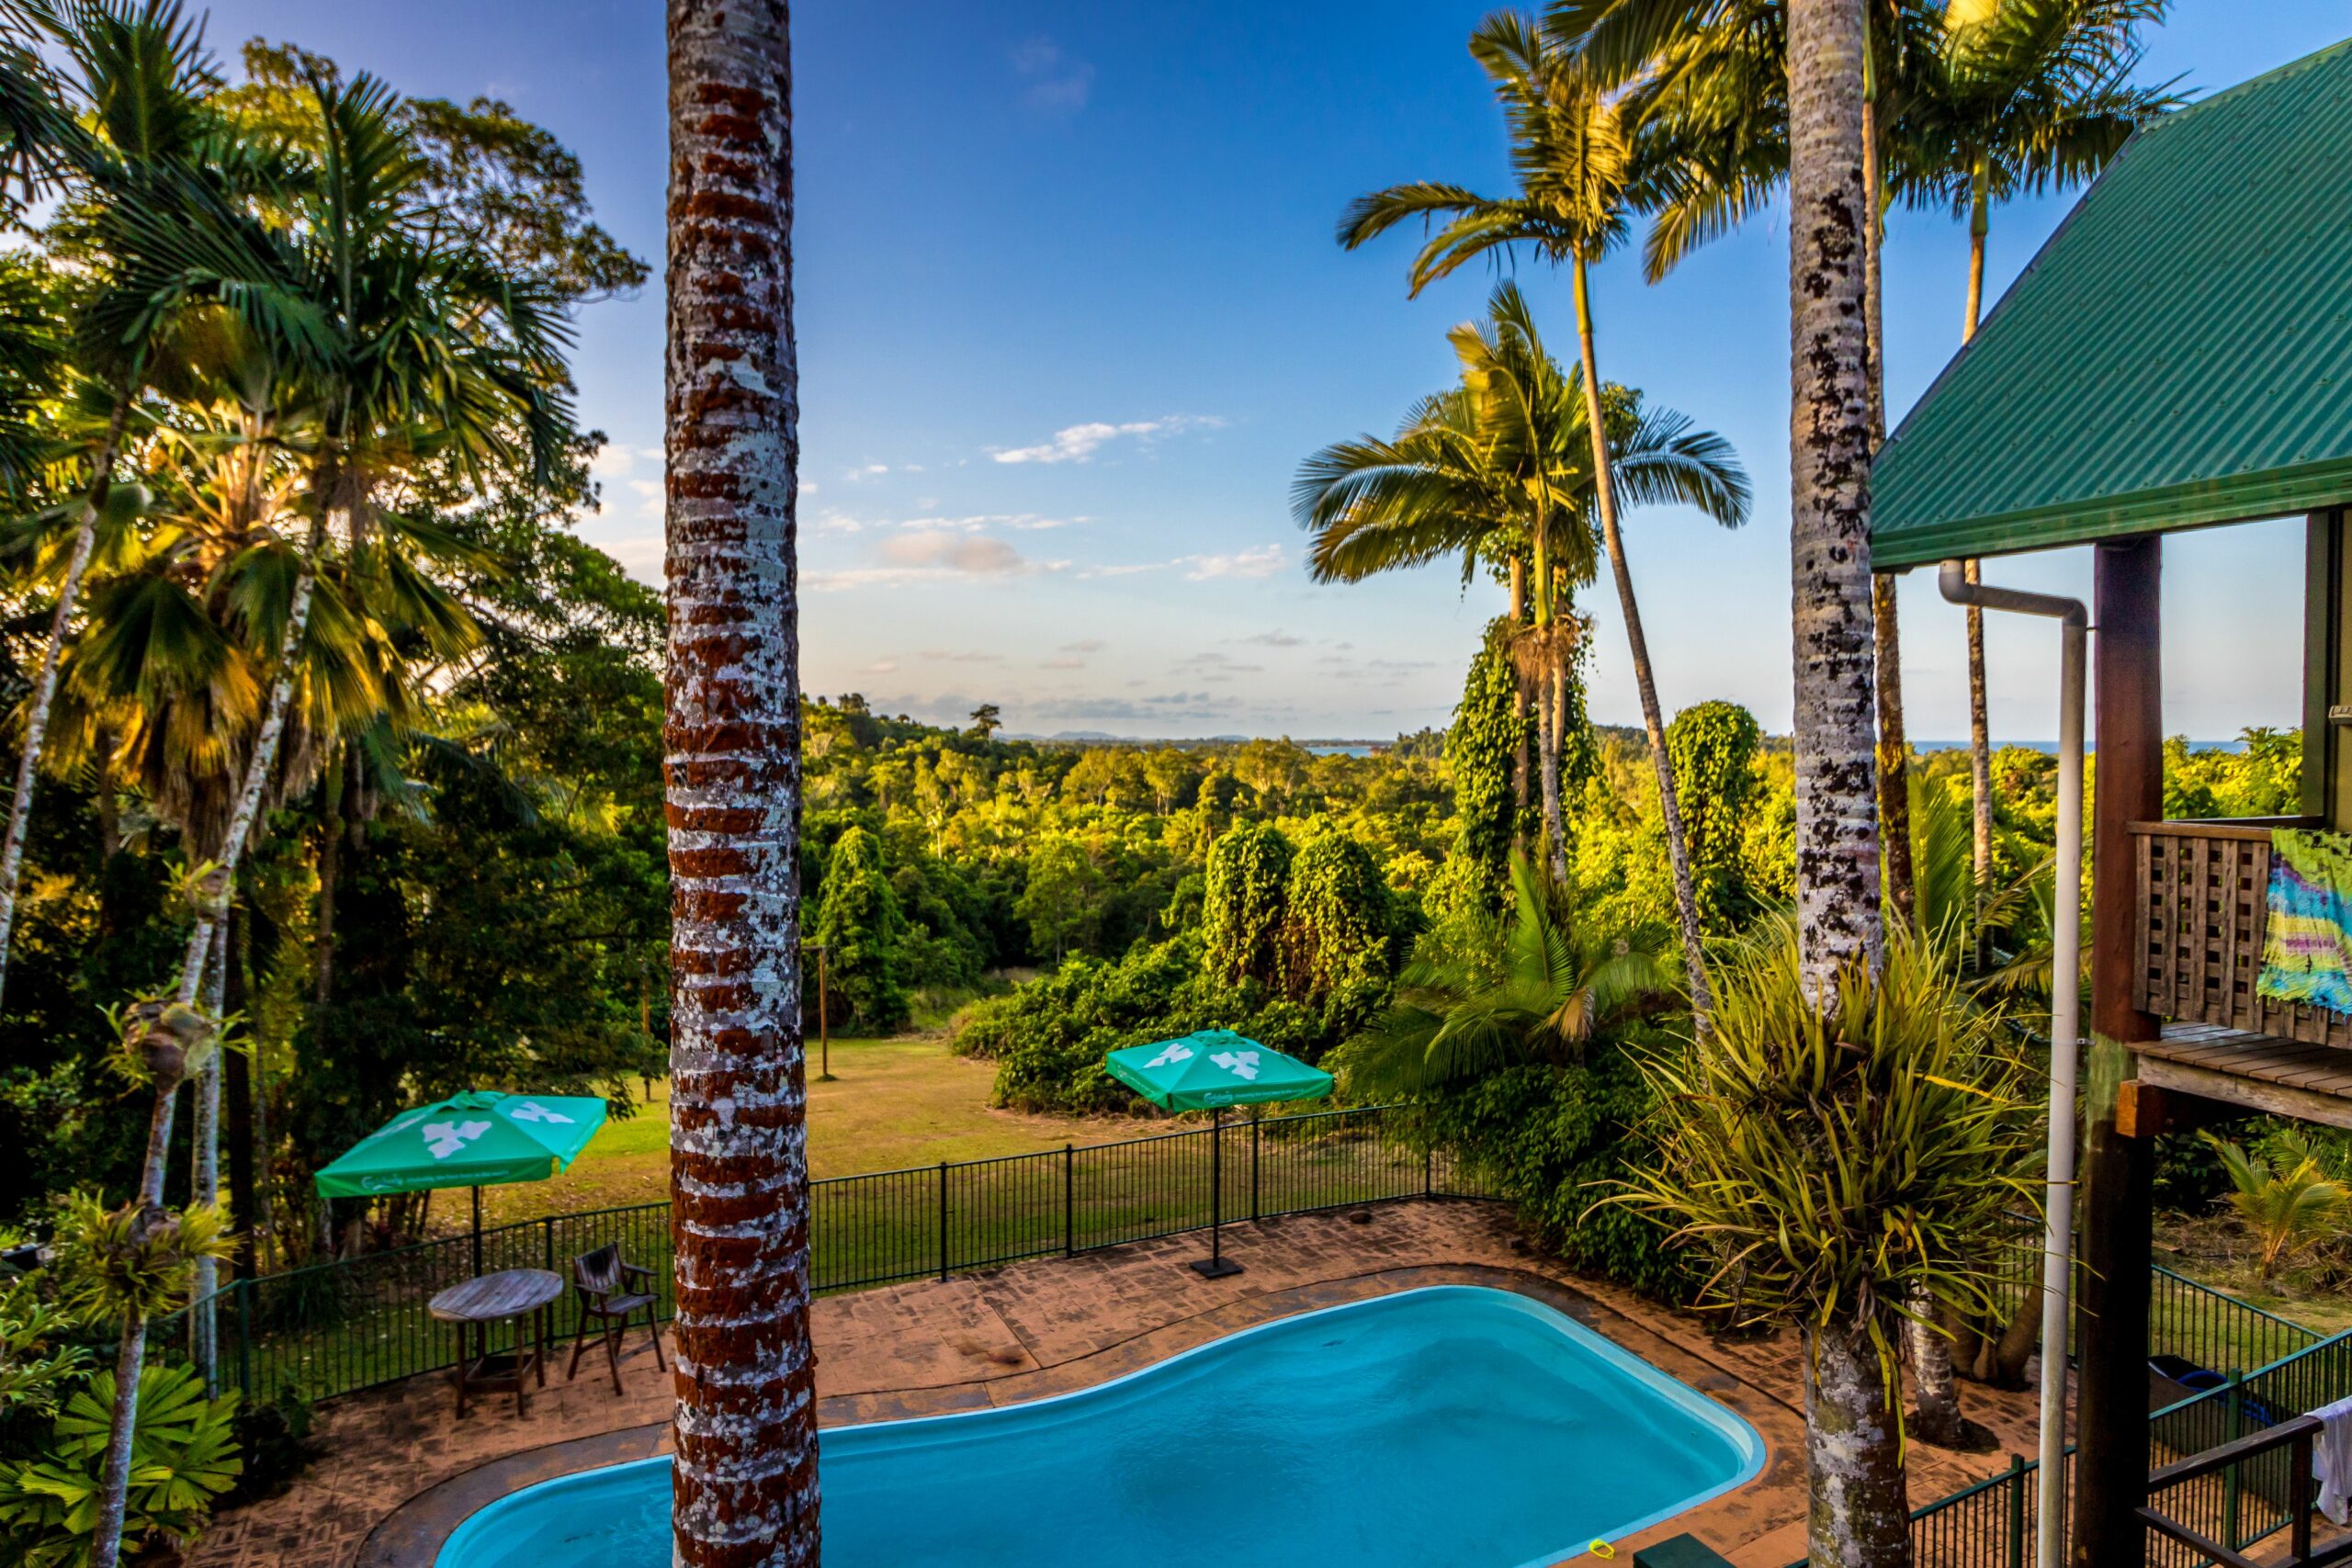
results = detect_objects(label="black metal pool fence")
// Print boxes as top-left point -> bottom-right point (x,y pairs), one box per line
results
1776,1249 -> 2339,1568
149,1101 -> 1493,1406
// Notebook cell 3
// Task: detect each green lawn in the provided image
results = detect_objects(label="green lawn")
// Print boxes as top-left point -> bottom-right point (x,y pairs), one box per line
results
459,1032 -> 1162,1233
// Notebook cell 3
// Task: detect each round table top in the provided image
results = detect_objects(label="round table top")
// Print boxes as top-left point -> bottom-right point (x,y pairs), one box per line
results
428,1267 -> 564,1323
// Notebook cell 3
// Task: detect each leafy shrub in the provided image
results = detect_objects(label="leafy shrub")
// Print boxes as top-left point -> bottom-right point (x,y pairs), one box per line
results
1417,1050 -> 1692,1299
0,1363 -> 241,1566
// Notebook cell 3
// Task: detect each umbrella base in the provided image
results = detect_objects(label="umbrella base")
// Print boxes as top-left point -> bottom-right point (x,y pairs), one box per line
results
1190,1257 -> 1243,1280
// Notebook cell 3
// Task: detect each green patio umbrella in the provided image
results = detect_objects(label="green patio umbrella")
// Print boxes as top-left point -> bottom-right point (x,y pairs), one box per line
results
1104,1030 -> 1334,1278
313,1090 -> 608,1272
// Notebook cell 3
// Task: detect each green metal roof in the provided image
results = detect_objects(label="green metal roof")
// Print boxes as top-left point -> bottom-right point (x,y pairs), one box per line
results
1871,38 -> 2352,572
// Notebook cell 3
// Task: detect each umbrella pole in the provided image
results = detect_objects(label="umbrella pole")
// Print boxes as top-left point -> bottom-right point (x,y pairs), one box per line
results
1191,1107 -> 1241,1280
470,1186 -> 482,1277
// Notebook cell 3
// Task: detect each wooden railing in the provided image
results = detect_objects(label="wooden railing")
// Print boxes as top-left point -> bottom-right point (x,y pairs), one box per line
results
2132,818 -> 2352,1046
2141,1412 -> 2352,1568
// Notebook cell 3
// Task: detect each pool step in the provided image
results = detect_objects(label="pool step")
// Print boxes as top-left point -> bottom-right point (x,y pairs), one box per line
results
1631,1535 -> 1735,1568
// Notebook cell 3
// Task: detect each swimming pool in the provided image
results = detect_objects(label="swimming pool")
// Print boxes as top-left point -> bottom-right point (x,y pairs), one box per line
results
435,1285 -> 1763,1568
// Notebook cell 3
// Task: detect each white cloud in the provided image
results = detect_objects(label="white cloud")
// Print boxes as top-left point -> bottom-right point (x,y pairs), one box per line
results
882,532 -> 1031,573
845,463 -> 891,481
920,649 -> 1004,664
1059,639 -> 1107,654
1012,37 -> 1093,113
806,530 -> 1069,592
992,414 -> 1219,466
1041,656 -> 1086,670
864,659 -> 899,674
1181,545 -> 1284,581
1234,629 -> 1304,648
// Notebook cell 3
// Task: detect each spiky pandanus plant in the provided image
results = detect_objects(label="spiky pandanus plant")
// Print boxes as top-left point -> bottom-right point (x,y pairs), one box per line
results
1616,925 -> 2039,1566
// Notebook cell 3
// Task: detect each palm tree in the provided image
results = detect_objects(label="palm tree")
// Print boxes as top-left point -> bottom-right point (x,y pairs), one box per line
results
1331,852 -> 1664,1099
1892,0 -> 2174,927
666,2 -> 820,1564
77,66 -> 568,1561
1339,15 -> 1746,1026
1294,306 -> 1747,890
0,0 -> 234,1013
1781,0 -> 1900,1553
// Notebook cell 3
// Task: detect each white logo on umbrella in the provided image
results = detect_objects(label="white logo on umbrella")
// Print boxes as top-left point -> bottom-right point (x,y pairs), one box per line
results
423,1120 -> 492,1160
1210,1049 -> 1261,1080
508,1102 -> 574,1124
1145,1043 -> 1194,1068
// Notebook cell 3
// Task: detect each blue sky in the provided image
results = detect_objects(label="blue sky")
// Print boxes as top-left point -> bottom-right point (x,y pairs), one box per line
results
199,0 -> 2351,740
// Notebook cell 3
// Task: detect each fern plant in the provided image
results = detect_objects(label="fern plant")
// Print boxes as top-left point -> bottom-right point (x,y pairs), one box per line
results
0,1362 -> 242,1566
2200,1129 -> 2349,1283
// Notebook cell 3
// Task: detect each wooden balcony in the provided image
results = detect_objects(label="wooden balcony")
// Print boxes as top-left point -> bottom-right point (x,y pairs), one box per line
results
2131,818 -> 2352,1129
2132,818 -> 2340,1045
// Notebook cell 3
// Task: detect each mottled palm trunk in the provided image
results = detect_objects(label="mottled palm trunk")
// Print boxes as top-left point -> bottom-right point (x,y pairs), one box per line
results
188,922 -> 227,1390
1862,92 -> 1915,928
1805,1321 -> 1913,1567
1962,166 -> 1994,970
1573,260 -> 1713,1030
667,4 -> 819,1565
1526,534 -> 1570,886
90,1021 -> 193,1568
1787,0 -> 1884,999
1510,559 -> 1530,856
0,397 -> 132,1010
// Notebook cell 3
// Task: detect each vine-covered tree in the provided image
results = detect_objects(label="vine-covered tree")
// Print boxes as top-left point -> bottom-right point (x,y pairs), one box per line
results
1664,700 -> 1761,934
1201,821 -> 1294,990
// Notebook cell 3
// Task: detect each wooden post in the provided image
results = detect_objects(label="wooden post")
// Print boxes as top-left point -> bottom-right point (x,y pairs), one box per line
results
2073,535 -> 2163,1568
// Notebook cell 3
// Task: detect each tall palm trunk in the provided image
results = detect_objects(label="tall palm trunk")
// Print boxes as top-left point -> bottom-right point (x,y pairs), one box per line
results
1962,160 -> 1994,967
1528,530 -> 1570,886
0,395 -> 133,1010
666,4 -> 820,1565
187,922 -> 226,1390
96,499 -> 334,1568
1806,1321 -> 1912,1567
1788,0 -> 1886,999
1572,259 -> 1712,1029
1510,559 -> 1530,854
1789,0 -> 1900,1551
1862,91 -> 1916,928
90,1001 -> 201,1568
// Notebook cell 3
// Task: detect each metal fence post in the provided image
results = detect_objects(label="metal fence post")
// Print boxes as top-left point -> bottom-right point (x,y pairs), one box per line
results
542,1214 -> 556,1275
937,1160 -> 950,1282
1250,1111 -> 1261,1223
2222,1369 -> 2244,1551
235,1277 -> 254,1401
1423,1141 -> 1432,1198
1062,1143 -> 1074,1257
2004,1453 -> 2026,1568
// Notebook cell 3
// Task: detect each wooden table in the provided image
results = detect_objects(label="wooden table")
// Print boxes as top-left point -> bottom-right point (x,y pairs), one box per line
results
428,1268 -> 563,1418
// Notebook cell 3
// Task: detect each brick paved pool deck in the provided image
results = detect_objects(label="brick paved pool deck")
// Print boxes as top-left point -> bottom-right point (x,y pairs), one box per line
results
189,1200 -> 2052,1568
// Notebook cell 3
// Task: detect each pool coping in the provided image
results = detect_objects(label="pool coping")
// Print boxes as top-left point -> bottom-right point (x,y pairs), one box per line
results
358,1262 -> 1806,1568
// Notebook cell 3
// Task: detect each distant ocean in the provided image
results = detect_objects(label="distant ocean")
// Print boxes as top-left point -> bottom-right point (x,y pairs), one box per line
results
1305,743 -> 1379,758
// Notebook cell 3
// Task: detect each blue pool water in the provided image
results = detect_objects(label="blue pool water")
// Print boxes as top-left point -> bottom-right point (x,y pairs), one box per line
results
435,1286 -> 1762,1568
